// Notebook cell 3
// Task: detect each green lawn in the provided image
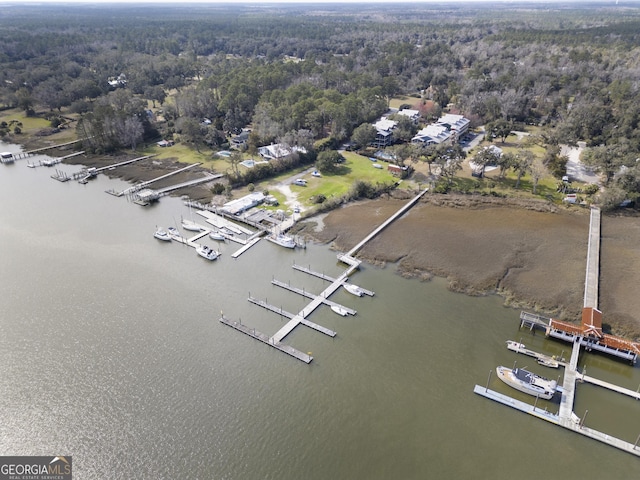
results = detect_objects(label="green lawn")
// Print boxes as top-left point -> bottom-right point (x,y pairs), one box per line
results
293,151 -> 396,205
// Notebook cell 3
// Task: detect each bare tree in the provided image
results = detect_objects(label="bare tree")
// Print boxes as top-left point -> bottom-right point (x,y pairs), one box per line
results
529,157 -> 547,194
120,116 -> 144,151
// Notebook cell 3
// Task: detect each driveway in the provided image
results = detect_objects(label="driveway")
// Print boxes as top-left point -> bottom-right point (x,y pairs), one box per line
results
562,143 -> 601,184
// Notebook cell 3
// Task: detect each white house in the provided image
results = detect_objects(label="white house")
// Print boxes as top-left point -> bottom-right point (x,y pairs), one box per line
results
372,117 -> 398,148
436,114 -> 470,139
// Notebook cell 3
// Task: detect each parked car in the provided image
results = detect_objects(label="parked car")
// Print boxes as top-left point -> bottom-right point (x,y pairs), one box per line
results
294,179 -> 307,186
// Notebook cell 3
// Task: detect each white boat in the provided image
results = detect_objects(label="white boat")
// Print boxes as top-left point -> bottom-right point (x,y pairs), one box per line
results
506,340 -> 526,352
219,226 -> 234,236
331,305 -> 349,316
496,366 -> 557,399
209,230 -> 225,241
344,283 -> 364,297
167,227 -> 180,238
506,340 -> 559,368
270,233 -> 296,249
196,244 -> 219,261
153,228 -> 171,241
181,218 -> 204,232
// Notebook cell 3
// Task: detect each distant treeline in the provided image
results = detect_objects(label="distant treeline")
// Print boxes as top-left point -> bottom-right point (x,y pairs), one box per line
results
2,3 -> 640,206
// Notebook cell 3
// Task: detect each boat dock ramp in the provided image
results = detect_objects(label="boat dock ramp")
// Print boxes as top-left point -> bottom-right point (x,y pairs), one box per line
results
2,139 -> 85,163
131,173 -> 222,205
27,151 -> 85,168
107,163 -> 202,197
71,155 -> 155,183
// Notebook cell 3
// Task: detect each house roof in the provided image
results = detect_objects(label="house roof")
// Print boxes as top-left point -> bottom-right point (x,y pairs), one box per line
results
436,114 -> 470,131
412,124 -> 451,144
373,117 -> 397,132
258,143 -> 306,159
397,109 -> 420,120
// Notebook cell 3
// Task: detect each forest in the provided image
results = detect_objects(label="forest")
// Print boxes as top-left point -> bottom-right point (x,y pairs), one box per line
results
2,2 -> 640,209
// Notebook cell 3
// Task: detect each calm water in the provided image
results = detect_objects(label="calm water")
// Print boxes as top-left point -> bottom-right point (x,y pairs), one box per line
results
1,143 -> 639,479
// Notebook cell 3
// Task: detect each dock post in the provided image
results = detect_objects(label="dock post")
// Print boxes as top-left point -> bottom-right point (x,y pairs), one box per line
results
579,409 -> 589,429
485,370 -> 492,392
533,395 -> 539,412
634,433 -> 640,450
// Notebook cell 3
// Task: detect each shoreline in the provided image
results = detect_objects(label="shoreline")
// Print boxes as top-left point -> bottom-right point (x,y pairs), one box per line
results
4,138 -> 640,339
298,192 -> 640,340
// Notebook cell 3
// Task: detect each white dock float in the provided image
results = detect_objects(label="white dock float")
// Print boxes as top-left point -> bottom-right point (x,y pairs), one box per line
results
219,316 -> 312,363
474,385 -> 640,457
231,237 -> 261,258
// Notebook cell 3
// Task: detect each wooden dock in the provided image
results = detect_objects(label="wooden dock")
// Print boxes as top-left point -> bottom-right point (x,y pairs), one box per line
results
584,207 -> 601,309
580,373 -> 640,400
109,163 -> 201,197
292,264 -> 374,296
219,316 -> 312,363
230,237 -> 261,258
271,279 -> 357,316
506,340 -> 562,368
474,384 -> 640,457
219,190 -> 428,362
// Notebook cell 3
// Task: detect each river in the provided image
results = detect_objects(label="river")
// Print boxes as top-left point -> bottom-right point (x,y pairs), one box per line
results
0,143 -> 638,479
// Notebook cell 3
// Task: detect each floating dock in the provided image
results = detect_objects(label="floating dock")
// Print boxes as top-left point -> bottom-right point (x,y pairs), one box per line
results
219,190 -> 427,362
506,340 -> 562,368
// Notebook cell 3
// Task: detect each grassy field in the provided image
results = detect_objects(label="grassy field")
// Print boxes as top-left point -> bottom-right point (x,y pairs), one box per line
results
229,151 -> 398,212
0,108 -> 78,146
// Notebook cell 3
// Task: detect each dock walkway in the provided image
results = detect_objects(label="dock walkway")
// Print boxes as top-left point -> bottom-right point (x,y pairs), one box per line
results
219,316 -> 312,363
346,188 -> 428,257
584,207 -> 601,309
473,385 -> 640,457
271,279 -> 356,315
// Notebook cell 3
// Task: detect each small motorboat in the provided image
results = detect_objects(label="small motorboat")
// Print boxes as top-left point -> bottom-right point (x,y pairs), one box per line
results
331,305 -> 349,316
196,244 -> 219,261
167,227 -> 180,238
344,283 -> 364,297
209,230 -> 225,241
154,228 -> 171,241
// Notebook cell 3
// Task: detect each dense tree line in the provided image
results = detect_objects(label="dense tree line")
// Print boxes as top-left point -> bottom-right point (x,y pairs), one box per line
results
2,3 -> 640,205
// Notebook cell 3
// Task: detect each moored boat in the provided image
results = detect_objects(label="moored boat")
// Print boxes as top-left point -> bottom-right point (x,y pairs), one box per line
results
344,283 -> 364,297
269,233 -> 296,249
167,227 -> 180,238
331,305 -> 349,316
196,244 -> 219,261
153,228 -> 171,241
209,230 -> 225,241
182,218 -> 204,232
496,365 -> 557,399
